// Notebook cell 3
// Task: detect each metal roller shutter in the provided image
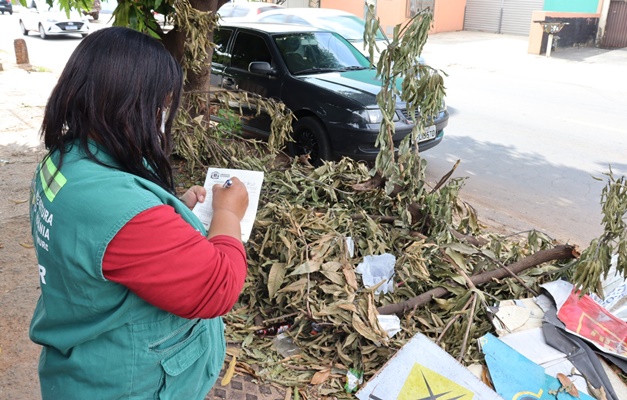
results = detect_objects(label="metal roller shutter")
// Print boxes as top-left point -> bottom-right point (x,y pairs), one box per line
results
284,0 -> 310,7
464,0 -> 503,33
501,0 -> 544,35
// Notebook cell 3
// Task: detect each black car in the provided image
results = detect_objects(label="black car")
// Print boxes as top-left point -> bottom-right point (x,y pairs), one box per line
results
210,22 -> 448,163
0,0 -> 13,15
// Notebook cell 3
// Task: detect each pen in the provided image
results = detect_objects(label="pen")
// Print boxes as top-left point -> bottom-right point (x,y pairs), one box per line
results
223,179 -> 232,188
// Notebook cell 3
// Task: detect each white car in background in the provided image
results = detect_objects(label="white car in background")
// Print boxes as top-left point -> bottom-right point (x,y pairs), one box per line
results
250,8 -> 390,62
19,0 -> 90,39
217,0 -> 284,19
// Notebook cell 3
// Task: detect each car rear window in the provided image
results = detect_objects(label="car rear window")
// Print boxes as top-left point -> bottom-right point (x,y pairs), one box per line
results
318,15 -> 386,41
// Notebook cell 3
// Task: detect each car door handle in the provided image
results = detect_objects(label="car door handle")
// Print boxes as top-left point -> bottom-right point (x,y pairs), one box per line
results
223,77 -> 238,90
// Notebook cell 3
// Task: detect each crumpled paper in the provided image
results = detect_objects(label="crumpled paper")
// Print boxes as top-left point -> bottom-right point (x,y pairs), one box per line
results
355,253 -> 396,294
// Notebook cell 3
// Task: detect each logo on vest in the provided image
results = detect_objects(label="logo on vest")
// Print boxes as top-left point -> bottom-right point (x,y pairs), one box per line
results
39,264 -> 47,285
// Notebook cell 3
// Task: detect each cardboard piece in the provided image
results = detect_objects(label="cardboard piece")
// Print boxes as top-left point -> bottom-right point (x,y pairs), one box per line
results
356,333 -> 502,400
480,332 -> 595,400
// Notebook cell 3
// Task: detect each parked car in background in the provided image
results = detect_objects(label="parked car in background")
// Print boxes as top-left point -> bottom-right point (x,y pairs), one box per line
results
210,22 -> 448,164
19,0 -> 90,39
217,1 -> 284,19
251,8 -> 389,62
0,0 -> 13,15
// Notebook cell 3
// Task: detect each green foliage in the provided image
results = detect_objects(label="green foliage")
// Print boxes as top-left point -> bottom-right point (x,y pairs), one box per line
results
214,108 -> 243,137
22,0 -> 93,16
171,89 -> 294,171
364,4 -> 447,189
572,169 -> 627,295
106,0 -> 165,38
212,151 -> 569,396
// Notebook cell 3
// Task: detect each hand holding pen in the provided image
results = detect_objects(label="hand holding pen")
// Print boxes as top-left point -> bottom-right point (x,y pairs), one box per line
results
208,176 -> 249,239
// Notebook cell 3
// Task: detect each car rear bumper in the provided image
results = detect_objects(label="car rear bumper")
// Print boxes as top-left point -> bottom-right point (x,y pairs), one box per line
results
43,23 -> 89,35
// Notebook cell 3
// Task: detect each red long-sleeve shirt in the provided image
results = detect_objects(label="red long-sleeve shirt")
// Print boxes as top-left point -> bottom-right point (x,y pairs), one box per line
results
102,205 -> 247,319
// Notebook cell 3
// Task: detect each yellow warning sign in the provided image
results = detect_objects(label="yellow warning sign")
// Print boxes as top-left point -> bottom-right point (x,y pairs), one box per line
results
398,363 -> 474,400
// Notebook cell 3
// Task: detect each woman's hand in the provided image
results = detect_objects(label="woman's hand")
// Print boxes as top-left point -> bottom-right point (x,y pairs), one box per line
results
180,185 -> 207,210
207,177 -> 249,240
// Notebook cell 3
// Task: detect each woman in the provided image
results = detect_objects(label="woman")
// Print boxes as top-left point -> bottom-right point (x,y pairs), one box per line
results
29,27 -> 249,399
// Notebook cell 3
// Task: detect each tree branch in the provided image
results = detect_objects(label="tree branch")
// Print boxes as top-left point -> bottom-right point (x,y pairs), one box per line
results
377,244 -> 578,315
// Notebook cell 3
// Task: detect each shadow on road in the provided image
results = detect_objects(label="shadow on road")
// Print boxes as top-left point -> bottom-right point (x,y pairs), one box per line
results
424,133 -> 610,247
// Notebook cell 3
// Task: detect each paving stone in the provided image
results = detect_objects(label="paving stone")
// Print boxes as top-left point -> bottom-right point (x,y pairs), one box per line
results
206,365 -> 286,400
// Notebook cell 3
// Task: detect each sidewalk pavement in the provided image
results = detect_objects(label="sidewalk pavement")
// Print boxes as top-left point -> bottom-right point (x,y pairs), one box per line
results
0,60 -> 55,153
424,30 -> 627,68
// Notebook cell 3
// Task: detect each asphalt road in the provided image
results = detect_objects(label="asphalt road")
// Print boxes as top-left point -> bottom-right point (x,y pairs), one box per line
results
1,9 -> 625,247
421,32 -> 627,247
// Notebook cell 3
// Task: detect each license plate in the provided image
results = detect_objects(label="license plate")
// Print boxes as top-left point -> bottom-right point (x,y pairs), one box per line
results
66,25 -> 78,30
418,125 -> 436,142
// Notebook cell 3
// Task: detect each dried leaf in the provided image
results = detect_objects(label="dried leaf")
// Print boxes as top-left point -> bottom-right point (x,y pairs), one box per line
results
10,198 -> 28,204
289,260 -> 322,276
557,373 -> 579,397
314,304 -> 342,317
444,242 -> 480,255
268,263 -> 287,298
342,265 -> 359,290
278,278 -> 308,293
444,248 -> 468,271
310,368 -> 331,385
320,270 -> 345,285
352,175 -> 383,191
220,355 -> 237,386
226,347 -> 240,357
321,261 -> 342,272
337,302 -> 357,313
351,313 -> 381,345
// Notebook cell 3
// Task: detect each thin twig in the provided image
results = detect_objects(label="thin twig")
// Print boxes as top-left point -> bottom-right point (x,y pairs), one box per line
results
430,159 -> 460,193
436,295 -> 474,345
458,294 -> 478,362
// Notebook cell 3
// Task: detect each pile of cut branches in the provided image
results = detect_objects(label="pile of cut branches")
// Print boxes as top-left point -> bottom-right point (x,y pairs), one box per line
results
174,142 -> 583,397
169,4 -> 626,397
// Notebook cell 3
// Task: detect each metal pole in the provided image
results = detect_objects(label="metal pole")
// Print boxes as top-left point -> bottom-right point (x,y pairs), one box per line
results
546,33 -> 553,57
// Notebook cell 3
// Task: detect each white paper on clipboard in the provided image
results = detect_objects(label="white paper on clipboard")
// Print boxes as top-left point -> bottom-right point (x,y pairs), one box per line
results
192,167 -> 264,242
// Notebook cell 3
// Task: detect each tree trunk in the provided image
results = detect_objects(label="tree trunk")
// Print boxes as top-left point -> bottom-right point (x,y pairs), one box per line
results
161,0 -> 230,116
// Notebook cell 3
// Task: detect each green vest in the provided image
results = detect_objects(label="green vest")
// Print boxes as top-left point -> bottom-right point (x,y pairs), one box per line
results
29,141 -> 226,400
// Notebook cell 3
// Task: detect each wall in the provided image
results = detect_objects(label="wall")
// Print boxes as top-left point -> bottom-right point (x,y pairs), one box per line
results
320,0 -> 466,34
376,0 -> 409,35
432,0 -> 466,33
320,0 -> 365,17
543,0 -> 600,14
